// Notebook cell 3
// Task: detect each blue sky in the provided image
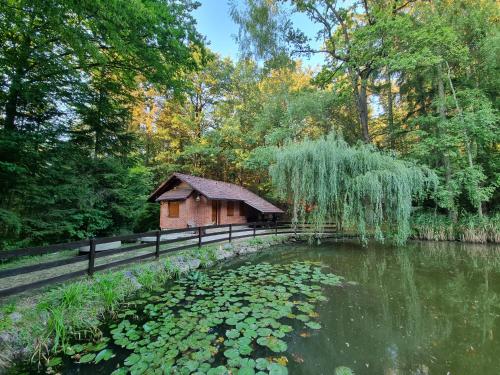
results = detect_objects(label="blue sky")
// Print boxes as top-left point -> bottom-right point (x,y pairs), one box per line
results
193,0 -> 326,68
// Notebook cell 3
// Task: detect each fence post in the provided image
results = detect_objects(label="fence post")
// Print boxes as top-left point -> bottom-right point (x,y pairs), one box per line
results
88,238 -> 96,277
253,222 -> 256,237
155,230 -> 160,259
198,226 -> 203,248
229,224 -> 232,242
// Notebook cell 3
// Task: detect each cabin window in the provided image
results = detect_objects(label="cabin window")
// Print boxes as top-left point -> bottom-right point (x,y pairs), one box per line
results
239,201 -> 245,216
168,201 -> 180,218
227,201 -> 234,216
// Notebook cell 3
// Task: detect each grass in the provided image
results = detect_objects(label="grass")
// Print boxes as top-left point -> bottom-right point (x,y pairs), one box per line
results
411,212 -> 500,243
0,234 -> 290,371
0,226 -> 272,294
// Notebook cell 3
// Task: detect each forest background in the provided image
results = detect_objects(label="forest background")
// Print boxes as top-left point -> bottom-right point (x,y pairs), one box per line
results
0,0 -> 498,249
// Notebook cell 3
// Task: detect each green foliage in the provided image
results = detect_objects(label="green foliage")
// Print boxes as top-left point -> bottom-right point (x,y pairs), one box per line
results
0,0 -> 498,251
45,261 -> 342,373
411,212 -> 455,241
411,212 -> 500,243
0,0 -> 202,248
335,366 -> 355,375
231,0 -> 499,226
271,134 -> 438,244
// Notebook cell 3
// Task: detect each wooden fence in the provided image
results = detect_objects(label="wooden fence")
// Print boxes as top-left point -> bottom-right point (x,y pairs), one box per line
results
0,222 -> 337,298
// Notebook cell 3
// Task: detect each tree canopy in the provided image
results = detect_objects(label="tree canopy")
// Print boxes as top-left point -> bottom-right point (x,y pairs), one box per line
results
0,0 -> 498,248
271,134 -> 438,244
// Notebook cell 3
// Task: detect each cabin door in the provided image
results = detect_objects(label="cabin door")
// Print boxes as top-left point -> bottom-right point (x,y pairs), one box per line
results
211,200 -> 218,224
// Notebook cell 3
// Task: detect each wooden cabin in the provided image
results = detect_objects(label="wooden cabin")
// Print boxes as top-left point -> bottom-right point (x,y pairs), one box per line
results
148,173 -> 283,229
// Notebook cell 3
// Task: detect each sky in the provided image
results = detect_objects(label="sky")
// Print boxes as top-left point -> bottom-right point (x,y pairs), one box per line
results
192,0 -> 326,69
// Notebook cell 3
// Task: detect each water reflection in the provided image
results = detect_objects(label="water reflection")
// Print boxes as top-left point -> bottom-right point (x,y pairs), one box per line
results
241,240 -> 500,375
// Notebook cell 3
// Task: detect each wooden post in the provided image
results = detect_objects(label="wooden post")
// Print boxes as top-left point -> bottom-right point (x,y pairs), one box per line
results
229,224 -> 232,242
155,230 -> 160,259
198,226 -> 202,248
275,220 -> 278,236
88,238 -> 96,276
253,222 -> 256,237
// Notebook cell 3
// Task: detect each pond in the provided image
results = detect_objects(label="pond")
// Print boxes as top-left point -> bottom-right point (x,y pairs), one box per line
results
31,240 -> 500,374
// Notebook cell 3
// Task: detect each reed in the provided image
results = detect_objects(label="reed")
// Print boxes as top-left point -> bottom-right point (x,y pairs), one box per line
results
411,212 -> 500,243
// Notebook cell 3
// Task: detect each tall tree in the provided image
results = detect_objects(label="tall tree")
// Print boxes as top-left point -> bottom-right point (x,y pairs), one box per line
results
231,0 -> 421,143
0,0 -> 204,247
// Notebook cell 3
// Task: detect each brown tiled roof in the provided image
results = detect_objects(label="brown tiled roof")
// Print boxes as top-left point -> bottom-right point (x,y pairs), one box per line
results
156,188 -> 193,201
149,173 -> 283,214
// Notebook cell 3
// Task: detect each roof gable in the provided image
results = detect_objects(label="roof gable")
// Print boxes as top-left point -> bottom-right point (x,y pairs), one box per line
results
149,173 -> 283,214
156,187 -> 193,201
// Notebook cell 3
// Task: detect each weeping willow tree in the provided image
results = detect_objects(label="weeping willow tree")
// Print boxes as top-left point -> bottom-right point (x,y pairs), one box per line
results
270,134 -> 438,244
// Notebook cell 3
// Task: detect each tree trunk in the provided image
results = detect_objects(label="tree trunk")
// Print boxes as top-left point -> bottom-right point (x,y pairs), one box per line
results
445,61 -> 482,217
4,85 -> 19,131
387,69 -> 395,148
347,68 -> 370,143
437,65 -> 457,222
358,80 -> 370,143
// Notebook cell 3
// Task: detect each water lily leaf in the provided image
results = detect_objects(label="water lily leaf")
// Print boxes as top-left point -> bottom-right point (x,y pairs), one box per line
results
78,353 -> 95,363
207,365 -> 229,375
72,344 -> 84,353
238,367 -> 256,375
255,358 -> 269,370
256,336 -> 287,352
335,366 -> 354,375
223,348 -> 240,359
124,353 -> 141,366
257,327 -> 272,337
111,368 -> 128,375
57,261 -> 343,374
47,357 -> 62,367
305,322 -> 322,330
239,358 -> 256,368
226,329 -> 240,339
94,349 -> 114,364
296,314 -> 310,322
130,360 -> 149,374
185,360 -> 200,372
268,363 -> 288,375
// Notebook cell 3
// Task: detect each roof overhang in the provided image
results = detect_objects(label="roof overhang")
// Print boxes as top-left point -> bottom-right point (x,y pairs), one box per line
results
148,172 -> 284,214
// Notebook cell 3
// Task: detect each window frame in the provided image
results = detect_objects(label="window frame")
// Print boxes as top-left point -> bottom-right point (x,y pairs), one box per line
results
168,201 -> 180,218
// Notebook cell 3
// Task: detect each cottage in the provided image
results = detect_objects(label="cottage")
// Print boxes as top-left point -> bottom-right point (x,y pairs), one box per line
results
148,173 -> 284,229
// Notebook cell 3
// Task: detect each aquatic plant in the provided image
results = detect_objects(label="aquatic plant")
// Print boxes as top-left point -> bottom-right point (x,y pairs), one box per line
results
335,366 -> 355,375
411,212 -> 500,243
49,261 -> 343,374
270,134 -> 438,244
0,236 -> 294,371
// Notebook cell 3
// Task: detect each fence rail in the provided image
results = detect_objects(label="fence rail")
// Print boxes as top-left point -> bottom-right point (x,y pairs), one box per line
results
0,222 -> 337,298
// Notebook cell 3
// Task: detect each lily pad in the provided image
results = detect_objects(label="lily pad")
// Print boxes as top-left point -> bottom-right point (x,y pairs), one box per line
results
95,349 -> 114,364
224,348 -> 240,359
78,353 -> 96,363
268,363 -> 288,375
305,321 -> 322,330
58,261 -> 341,374
256,336 -> 287,353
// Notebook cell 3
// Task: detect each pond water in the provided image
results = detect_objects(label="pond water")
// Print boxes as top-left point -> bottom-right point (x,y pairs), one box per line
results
28,240 -> 500,374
